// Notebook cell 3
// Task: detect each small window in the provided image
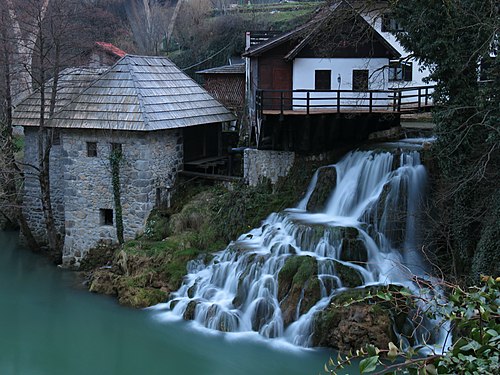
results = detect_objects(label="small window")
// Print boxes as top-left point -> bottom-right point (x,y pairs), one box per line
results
315,70 -> 331,90
352,70 -> 369,91
52,130 -> 60,146
100,209 -> 113,226
389,61 -> 413,82
87,142 -> 97,157
111,143 -> 122,154
381,14 -> 404,32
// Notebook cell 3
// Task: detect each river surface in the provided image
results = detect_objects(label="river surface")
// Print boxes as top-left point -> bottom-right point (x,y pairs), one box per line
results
0,231 -> 338,375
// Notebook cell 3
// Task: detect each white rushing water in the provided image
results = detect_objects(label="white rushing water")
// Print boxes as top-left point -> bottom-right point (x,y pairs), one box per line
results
155,147 -> 448,350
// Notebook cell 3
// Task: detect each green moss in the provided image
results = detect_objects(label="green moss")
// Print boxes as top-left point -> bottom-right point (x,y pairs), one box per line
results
334,261 -> 363,288
143,209 -> 170,241
118,287 -> 167,308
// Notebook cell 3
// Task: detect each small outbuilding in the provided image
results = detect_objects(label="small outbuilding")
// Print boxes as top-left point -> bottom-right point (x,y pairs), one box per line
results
14,55 -> 235,266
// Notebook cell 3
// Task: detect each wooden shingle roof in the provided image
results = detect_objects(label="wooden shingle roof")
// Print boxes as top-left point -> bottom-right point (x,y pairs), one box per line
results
13,67 -> 106,127
15,55 -> 235,131
197,63 -> 245,75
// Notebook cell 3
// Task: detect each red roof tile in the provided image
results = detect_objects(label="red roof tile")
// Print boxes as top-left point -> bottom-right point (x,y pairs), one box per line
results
94,42 -> 127,58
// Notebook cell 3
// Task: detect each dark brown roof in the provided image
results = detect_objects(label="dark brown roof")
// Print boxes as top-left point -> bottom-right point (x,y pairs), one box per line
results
243,1 -> 400,60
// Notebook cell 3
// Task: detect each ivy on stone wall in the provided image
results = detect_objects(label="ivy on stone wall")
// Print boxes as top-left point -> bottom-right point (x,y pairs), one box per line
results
110,148 -> 124,244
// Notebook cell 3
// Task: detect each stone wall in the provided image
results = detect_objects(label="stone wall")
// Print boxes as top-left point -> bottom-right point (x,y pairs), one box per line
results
61,128 -> 182,266
244,148 -> 295,186
22,128 -> 65,244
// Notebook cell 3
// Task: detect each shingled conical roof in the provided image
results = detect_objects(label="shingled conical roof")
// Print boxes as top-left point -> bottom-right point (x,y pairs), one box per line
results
19,55 -> 235,131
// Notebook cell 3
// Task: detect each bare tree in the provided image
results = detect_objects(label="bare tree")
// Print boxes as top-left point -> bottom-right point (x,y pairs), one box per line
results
126,0 -> 173,55
0,0 -> 95,255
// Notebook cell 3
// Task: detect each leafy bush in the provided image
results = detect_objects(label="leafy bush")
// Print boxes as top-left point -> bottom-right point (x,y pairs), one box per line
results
325,277 -> 500,374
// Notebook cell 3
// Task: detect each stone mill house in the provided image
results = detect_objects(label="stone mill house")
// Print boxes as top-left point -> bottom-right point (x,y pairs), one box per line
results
13,55 -> 235,266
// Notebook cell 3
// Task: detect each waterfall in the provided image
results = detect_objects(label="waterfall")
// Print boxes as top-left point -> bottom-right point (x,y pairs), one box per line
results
159,146 -> 447,349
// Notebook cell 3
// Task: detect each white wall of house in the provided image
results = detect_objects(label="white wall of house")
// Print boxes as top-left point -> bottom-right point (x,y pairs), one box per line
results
292,57 -> 391,109
293,57 -> 390,90
363,12 -> 432,88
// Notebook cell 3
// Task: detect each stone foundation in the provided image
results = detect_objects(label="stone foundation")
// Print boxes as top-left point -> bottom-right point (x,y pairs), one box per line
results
243,148 -> 295,186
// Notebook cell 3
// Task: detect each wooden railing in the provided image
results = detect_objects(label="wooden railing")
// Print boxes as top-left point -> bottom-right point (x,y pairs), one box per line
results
256,85 -> 435,116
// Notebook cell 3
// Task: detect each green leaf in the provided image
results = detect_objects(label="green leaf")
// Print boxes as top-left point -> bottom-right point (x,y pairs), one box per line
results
486,329 -> 498,337
376,291 -> 391,301
359,356 -> 379,373
459,340 -> 481,352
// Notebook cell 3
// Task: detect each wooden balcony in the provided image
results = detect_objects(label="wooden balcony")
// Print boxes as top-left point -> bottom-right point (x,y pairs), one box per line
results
256,86 -> 435,117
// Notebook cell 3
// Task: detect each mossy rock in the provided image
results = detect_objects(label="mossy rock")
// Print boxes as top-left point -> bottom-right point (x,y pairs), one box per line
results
292,223 -> 329,252
306,166 -> 337,212
79,244 -> 117,272
117,286 -> 167,308
300,277 -> 322,316
334,261 -> 363,288
278,255 -> 317,300
143,209 -> 171,241
312,286 -> 397,352
89,269 -> 119,296
340,238 -> 368,264
183,300 -> 199,320
251,299 -> 276,331
278,255 -> 321,326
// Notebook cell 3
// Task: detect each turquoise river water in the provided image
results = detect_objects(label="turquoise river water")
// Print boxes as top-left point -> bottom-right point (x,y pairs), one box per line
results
0,231 -> 340,375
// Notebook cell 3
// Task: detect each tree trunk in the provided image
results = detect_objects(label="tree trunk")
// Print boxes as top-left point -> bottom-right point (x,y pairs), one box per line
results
37,25 -> 61,255
0,10 -> 39,251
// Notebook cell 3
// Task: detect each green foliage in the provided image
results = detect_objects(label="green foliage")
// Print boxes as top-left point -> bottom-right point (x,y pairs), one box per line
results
325,278 -> 500,374
390,0 -> 500,281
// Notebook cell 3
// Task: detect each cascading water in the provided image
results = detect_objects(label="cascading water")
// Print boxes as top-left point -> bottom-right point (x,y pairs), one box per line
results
159,145 -> 447,349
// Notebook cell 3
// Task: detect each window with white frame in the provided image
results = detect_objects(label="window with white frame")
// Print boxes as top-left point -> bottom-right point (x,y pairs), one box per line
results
389,61 -> 413,82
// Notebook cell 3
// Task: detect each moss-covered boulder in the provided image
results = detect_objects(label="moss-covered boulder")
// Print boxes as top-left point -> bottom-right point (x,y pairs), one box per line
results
89,269 -> 119,295
306,166 -> 337,212
117,286 -> 167,308
340,234 -> 368,265
312,287 -> 396,352
334,261 -> 364,288
278,255 -> 321,326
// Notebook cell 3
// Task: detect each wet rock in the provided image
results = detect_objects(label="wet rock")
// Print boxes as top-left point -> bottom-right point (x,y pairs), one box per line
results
334,261 -> 363,288
278,255 -> 321,326
312,289 -> 395,352
183,300 -> 199,320
251,299 -> 275,331
306,167 -> 337,212
340,237 -> 368,264
293,223 -> 329,250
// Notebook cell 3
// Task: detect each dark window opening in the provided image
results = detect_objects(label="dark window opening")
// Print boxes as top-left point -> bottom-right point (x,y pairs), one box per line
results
111,142 -> 122,154
87,142 -> 97,157
389,61 -> 413,81
314,70 -> 331,90
352,70 -> 369,91
52,130 -> 60,145
381,14 -> 404,32
100,209 -> 113,226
